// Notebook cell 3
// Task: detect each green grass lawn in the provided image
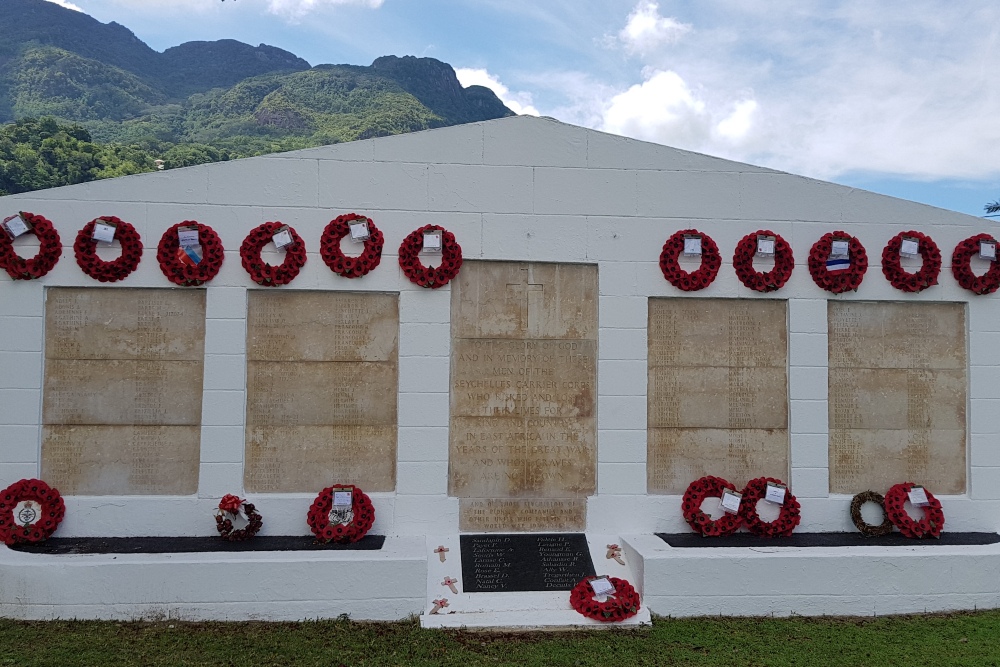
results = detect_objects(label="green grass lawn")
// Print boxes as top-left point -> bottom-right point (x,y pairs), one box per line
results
1,612 -> 998,667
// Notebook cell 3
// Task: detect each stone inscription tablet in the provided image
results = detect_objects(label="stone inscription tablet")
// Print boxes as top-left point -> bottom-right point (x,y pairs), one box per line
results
41,288 -> 206,495
648,299 -> 789,493
244,291 -> 398,493
450,262 -> 597,532
828,302 -> 966,493
460,533 -> 596,592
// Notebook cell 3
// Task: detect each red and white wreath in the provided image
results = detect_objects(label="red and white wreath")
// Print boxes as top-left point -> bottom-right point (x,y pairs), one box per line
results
881,230 -> 941,293
214,494 -> 263,542
0,212 -> 62,280
951,233 -> 1000,295
157,221 -> 225,286
240,221 -> 307,286
808,231 -> 868,293
0,478 -> 66,545
884,482 -> 944,539
733,230 -> 794,292
307,485 -> 375,544
738,477 -> 801,538
74,216 -> 143,282
659,229 -> 722,291
569,576 -> 641,622
681,475 -> 742,536
398,224 -> 462,288
320,213 -> 384,279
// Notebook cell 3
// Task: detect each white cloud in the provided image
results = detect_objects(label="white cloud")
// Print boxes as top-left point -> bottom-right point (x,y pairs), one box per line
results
265,0 -> 383,20
455,68 -> 540,116
618,1 -> 691,55
43,0 -> 84,12
601,70 -> 709,145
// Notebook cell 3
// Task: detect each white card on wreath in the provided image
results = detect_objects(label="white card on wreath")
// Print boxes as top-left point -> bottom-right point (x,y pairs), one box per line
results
177,227 -> 200,247
272,228 -> 293,249
423,230 -> 442,253
900,238 -> 920,256
683,236 -> 702,256
756,236 -> 775,256
13,500 -> 39,526
765,483 -> 787,504
908,486 -> 930,507
92,222 -> 117,244
830,240 -> 850,259
333,490 -> 353,506
980,241 -> 997,261
230,510 -> 250,531
720,490 -> 742,514
3,214 -> 29,239
349,221 -> 370,241
590,576 -> 616,597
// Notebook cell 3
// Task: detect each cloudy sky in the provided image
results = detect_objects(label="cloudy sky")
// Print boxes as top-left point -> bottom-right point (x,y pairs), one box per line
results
46,0 -> 1000,217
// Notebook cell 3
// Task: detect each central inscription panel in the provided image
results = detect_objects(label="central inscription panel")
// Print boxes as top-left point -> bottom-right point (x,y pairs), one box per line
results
647,298 -> 789,493
42,288 -> 205,495
460,533 -> 596,592
244,291 -> 398,493
450,261 -> 597,532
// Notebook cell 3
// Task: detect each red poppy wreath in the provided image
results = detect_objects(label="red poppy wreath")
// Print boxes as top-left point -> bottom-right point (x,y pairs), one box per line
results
881,230 -> 941,293
569,576 -> 641,622
659,229 -> 722,291
320,213 -> 384,279
681,475 -> 742,536
951,233 -> 1000,295
214,493 -> 263,542
74,216 -> 143,282
0,212 -> 62,280
884,482 -> 944,539
307,484 -> 375,544
0,478 -> 66,545
398,224 -> 462,288
808,231 -> 868,293
240,221 -> 306,286
733,230 -> 794,292
738,477 -> 801,538
157,221 -> 225,286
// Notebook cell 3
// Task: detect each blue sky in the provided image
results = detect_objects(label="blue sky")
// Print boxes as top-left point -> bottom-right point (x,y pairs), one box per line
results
46,0 -> 1000,218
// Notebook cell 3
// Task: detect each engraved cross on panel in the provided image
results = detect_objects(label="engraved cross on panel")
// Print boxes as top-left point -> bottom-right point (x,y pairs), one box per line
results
506,268 -> 543,335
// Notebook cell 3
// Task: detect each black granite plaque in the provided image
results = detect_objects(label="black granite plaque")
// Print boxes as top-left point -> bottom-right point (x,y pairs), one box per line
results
656,532 -> 1000,548
8,535 -> 386,554
460,533 -> 596,593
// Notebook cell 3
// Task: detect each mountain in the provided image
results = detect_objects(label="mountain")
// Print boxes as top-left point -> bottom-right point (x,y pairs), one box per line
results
0,0 -> 514,160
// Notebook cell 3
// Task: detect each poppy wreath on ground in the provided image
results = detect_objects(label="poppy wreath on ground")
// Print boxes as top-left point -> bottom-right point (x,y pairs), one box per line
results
0,478 -> 66,545
307,485 -> 375,544
398,224 -> 462,288
320,213 -> 384,279
808,231 -> 868,293
214,494 -> 263,542
738,476 -> 801,538
849,490 -> 893,537
156,221 -> 225,286
733,230 -> 794,292
74,216 -> 142,282
240,221 -> 307,286
681,475 -> 742,536
884,482 -> 944,539
569,576 -> 641,622
881,230 -> 941,293
658,229 -> 722,291
0,212 -> 62,280
951,233 -> 1000,295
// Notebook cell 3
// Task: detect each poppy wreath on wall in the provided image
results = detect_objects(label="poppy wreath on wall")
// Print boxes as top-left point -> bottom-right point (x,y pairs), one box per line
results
658,229 -> 722,291
884,482 -> 944,539
74,216 -> 143,282
849,490 -> 893,537
738,476 -> 801,538
398,224 -> 462,288
320,213 -> 384,279
681,475 -> 743,536
214,494 -> 263,542
0,478 -> 66,545
951,233 -> 1000,295
307,485 -> 375,544
156,221 -> 225,287
569,576 -> 641,622
0,212 -> 62,280
733,230 -> 794,292
240,221 -> 307,286
881,230 -> 941,293
808,231 -> 868,293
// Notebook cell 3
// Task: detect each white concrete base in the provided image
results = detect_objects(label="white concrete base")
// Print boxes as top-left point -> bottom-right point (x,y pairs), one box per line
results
420,534 -> 652,629
0,536 -> 426,621
626,533 -> 1000,617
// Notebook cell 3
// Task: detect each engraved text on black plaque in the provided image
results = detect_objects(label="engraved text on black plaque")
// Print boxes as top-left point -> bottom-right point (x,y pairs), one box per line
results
459,533 -> 596,593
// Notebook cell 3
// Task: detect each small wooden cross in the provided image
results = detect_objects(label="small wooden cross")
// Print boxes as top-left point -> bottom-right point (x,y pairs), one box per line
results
606,544 -> 625,565
442,576 -> 459,594
434,545 -> 449,562
430,598 -> 449,614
